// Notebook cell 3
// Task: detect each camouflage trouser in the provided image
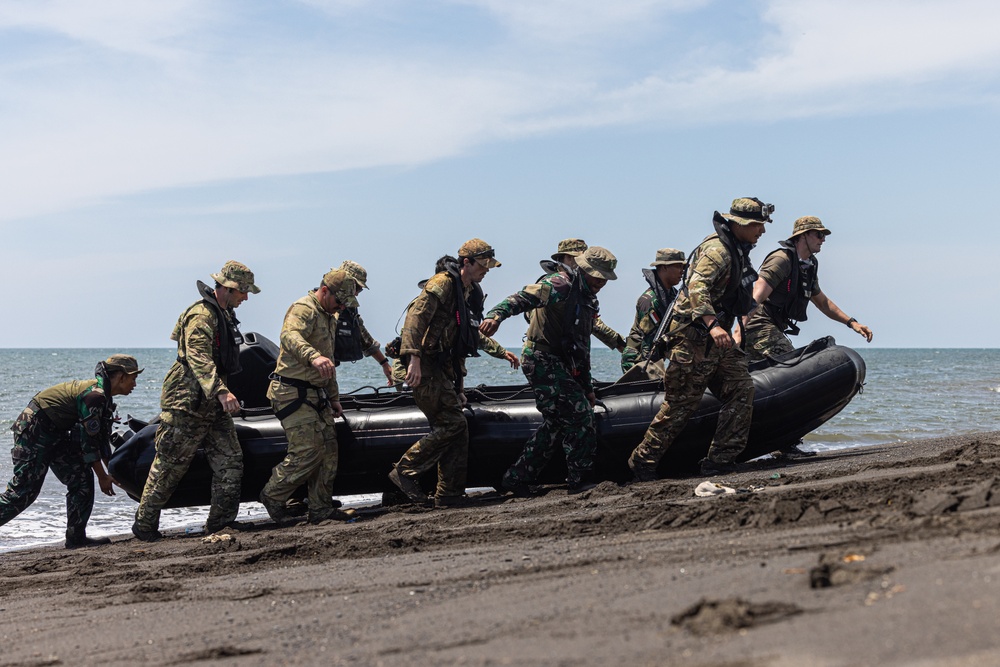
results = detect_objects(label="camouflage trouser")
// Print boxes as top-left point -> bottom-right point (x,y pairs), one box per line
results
262,400 -> 338,514
504,347 -> 596,486
620,345 -> 640,374
390,359 -> 407,391
744,319 -> 795,362
395,359 -> 468,498
0,430 -> 94,538
134,408 -> 243,531
630,330 -> 754,467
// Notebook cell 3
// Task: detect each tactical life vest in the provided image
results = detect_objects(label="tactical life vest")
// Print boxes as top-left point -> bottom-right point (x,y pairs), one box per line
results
193,281 -> 244,375
759,240 -> 818,336
443,258 -> 483,361
333,308 -> 365,363
640,267 -> 677,323
709,212 -> 759,319
525,269 -> 596,373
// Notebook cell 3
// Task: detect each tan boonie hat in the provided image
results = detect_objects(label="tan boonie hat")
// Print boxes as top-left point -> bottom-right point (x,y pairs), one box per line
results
791,216 -> 831,238
339,260 -> 368,290
551,238 -> 588,261
211,260 -> 261,294
576,246 -> 618,281
458,238 -> 501,268
321,268 -> 360,308
650,248 -> 685,267
722,197 -> 775,226
104,354 -> 143,375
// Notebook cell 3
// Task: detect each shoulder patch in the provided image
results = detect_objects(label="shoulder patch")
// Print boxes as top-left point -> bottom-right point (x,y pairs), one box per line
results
424,273 -> 452,301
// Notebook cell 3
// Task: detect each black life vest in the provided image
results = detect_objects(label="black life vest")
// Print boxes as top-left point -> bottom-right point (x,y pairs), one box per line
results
443,258 -> 482,360
760,240 -> 819,335
196,281 -> 243,375
710,212 -> 759,319
334,308 -> 365,363
640,267 -> 676,320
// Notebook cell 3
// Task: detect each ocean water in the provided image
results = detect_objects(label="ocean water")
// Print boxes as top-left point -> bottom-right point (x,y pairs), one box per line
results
1,343 -> 999,552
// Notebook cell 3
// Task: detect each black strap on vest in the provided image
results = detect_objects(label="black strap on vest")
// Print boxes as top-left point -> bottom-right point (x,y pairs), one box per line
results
269,373 -> 329,420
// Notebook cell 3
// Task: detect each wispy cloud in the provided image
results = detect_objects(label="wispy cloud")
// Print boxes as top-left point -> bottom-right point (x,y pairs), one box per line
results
0,0 -> 997,223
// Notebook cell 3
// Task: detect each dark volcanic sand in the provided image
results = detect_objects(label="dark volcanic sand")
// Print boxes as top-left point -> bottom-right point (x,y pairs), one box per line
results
4,434 -> 1000,666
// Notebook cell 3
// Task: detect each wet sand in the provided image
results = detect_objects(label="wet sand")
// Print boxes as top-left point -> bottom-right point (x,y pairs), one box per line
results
4,434 -> 1000,666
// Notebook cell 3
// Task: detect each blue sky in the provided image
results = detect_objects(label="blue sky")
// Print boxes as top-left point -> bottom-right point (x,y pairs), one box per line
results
1,0 -> 998,349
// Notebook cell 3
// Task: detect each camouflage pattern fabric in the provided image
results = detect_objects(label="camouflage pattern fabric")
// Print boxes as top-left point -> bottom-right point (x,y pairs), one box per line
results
261,402 -> 338,513
134,408 -> 243,531
744,318 -> 795,361
668,236 -> 736,333
629,329 -> 754,469
161,301 -> 234,414
592,317 -> 625,352
390,332 -> 508,391
0,431 -> 95,536
621,285 -> 676,373
400,272 -> 471,380
503,346 -> 596,486
394,358 -> 468,498
269,291 -> 341,400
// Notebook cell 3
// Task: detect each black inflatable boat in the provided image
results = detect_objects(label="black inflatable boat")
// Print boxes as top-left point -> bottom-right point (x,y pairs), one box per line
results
108,332 -> 865,507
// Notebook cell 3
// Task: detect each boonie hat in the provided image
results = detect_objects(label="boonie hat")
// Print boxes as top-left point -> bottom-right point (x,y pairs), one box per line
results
104,354 -> 143,375
791,216 -> 831,238
339,260 -> 369,290
458,238 -> 501,268
211,260 -> 261,294
576,246 -> 618,281
321,268 -> 360,308
650,248 -> 685,267
722,197 -> 774,226
551,238 -> 588,261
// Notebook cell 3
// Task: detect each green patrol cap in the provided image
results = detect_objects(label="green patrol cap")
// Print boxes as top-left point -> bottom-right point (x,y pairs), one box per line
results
791,216 -> 831,238
458,238 -> 501,268
339,260 -> 368,290
322,268 -> 360,308
722,197 -> 774,225
104,354 -> 143,375
650,248 -> 685,267
576,246 -> 618,281
211,260 -> 261,294
551,238 -> 587,261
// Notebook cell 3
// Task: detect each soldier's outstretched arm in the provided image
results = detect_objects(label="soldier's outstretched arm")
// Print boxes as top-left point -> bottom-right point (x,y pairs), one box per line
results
811,290 -> 873,342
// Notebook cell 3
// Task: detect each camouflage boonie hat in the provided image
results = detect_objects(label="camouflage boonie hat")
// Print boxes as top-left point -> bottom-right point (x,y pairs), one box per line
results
321,268 -> 360,308
791,216 -> 831,238
211,260 -> 261,294
339,260 -> 368,290
104,354 -> 143,375
650,248 -> 685,267
576,246 -> 618,281
458,238 -> 501,268
722,197 -> 774,226
551,238 -> 588,261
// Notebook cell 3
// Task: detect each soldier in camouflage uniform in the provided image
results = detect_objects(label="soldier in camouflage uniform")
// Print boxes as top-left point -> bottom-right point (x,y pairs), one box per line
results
390,240 -> 501,508
621,248 -> 685,373
481,246 -> 619,495
1,355 -> 142,548
740,217 -> 874,361
335,260 -> 395,386
259,268 -> 359,525
628,198 -> 770,481
132,261 -> 260,541
546,239 -> 626,352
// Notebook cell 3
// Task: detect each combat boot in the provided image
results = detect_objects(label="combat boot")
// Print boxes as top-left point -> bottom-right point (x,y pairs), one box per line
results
308,507 -> 352,523
131,522 -> 163,542
65,532 -> 111,549
434,494 -> 476,509
388,465 -> 430,505
501,476 -> 543,498
628,455 -> 658,483
699,457 -> 741,477
259,491 -> 297,525
567,481 -> 597,495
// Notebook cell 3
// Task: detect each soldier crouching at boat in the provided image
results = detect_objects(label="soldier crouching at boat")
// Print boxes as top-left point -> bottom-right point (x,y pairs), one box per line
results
132,261 -> 259,541
389,239 -> 501,508
481,245 -> 619,495
258,268 -> 358,525
0,355 -> 142,548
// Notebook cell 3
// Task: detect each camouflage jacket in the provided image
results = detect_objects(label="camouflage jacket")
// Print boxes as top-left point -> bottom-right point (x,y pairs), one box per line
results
401,272 -> 473,377
270,290 -> 340,400
161,297 -> 237,414
486,271 -> 597,389
533,262 -> 622,350
479,332 -> 508,359
669,235 -> 740,335
625,271 -> 678,360
14,378 -> 113,464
